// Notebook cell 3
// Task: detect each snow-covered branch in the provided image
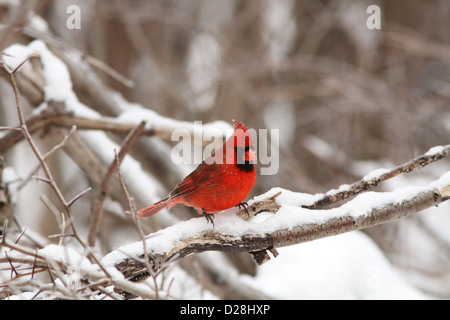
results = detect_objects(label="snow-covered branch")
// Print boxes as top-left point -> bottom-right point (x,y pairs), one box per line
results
105,171 -> 450,282
237,144 -> 450,219
1,15 -> 449,300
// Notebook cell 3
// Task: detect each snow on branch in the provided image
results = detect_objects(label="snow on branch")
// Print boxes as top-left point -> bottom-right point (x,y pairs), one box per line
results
105,170 -> 450,281
0,47 -> 230,156
303,145 -> 450,209
1,37 -> 450,299
237,144 -> 450,219
0,39 -> 232,223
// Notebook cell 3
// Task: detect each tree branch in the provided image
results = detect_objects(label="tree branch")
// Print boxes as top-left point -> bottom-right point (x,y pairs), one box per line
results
106,172 -> 450,282
303,145 -> 450,209
0,103 -> 155,154
88,121 -> 146,246
237,144 -> 450,219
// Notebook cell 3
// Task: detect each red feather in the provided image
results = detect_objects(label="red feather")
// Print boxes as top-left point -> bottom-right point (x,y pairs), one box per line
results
138,120 -> 256,224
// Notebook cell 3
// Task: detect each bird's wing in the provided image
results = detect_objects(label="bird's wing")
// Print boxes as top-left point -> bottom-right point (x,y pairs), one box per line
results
169,177 -> 200,199
169,161 -> 217,199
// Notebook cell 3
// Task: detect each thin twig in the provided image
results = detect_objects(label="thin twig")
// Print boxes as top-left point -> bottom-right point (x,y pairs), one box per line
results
1,219 -> 8,243
1,239 -> 48,263
0,58 -> 110,282
67,187 -> 92,207
0,0 -> 49,53
40,194 -> 66,246
4,252 -> 19,278
22,23 -> 135,88
14,227 -> 27,244
87,121 -> 146,247
31,249 -> 39,280
0,126 -> 22,132
5,63 -> 82,245
114,149 -> 161,298
303,144 -> 450,209
42,125 -> 77,161
83,55 -> 135,88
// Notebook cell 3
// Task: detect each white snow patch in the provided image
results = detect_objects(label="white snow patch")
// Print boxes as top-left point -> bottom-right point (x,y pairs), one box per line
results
425,145 -> 444,156
113,94 -> 232,138
241,231 -> 429,299
363,168 -> 391,181
38,244 -> 95,272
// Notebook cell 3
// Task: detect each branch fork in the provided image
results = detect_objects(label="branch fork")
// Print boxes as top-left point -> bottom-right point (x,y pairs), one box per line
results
107,146 -> 450,284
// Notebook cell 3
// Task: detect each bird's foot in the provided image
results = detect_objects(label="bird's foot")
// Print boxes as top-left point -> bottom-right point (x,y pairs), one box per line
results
201,209 -> 215,227
236,202 -> 250,217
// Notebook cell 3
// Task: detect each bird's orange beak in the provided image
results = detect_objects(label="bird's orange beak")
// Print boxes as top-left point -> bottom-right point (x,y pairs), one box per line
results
245,149 -> 257,162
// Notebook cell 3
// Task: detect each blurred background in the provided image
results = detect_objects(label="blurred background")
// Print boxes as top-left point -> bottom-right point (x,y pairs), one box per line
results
1,0 -> 450,299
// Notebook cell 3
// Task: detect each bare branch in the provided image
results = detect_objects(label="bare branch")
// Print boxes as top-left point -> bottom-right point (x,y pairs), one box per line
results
42,125 -> 78,161
66,187 -> 92,208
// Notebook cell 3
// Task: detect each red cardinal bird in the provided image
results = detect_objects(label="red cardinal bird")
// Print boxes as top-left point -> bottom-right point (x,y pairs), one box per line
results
138,120 -> 257,226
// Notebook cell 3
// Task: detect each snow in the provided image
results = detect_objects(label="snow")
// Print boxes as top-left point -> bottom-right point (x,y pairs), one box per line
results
425,145 -> 444,156
1,166 -> 18,197
251,186 -> 321,207
80,129 -> 165,206
99,170 -> 450,299
145,261 -> 219,300
3,44 -> 34,71
240,168 -> 450,300
103,170 -> 450,271
4,40 -> 99,119
32,42 -> 73,102
4,40 -> 73,102
6,291 -> 40,300
363,168 -> 390,181
3,39 -> 449,300
3,40 -> 175,214
26,14 -> 50,33
5,40 -> 232,158
38,244 -> 95,272
113,94 -> 232,139
240,231 -> 429,299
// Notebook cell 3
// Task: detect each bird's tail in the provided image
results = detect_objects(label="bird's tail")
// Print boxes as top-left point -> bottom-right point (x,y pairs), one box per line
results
137,197 -> 170,217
